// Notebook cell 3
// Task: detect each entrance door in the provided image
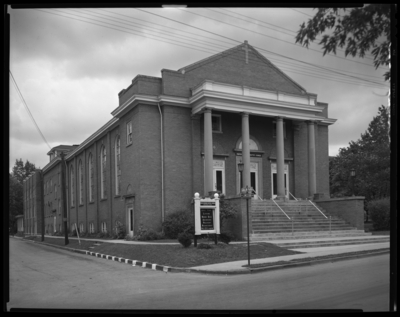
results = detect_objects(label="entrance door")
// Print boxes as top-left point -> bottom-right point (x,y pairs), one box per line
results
127,207 -> 134,237
213,160 -> 225,194
238,162 -> 259,199
271,163 -> 289,199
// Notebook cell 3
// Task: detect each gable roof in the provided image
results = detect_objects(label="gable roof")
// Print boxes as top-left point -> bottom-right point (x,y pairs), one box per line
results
178,41 -> 308,95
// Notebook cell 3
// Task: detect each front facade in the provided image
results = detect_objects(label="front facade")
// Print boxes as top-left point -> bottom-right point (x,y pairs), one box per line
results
22,169 -> 42,235
23,42 -> 336,237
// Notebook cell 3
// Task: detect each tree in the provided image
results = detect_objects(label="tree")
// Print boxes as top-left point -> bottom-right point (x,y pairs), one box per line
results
9,159 -> 37,230
295,5 -> 391,81
329,106 -> 390,201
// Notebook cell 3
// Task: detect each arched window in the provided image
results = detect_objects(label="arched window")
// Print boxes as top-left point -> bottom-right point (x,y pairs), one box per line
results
54,185 -> 57,200
238,138 -> 259,151
88,153 -> 93,202
101,222 -> 107,233
100,146 -> 107,199
89,222 -> 95,234
115,135 -> 121,195
79,222 -> 84,233
78,160 -> 83,205
70,166 -> 75,207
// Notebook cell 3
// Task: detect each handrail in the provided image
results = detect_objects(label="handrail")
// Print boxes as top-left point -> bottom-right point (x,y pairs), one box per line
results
307,199 -> 328,219
251,189 -> 264,201
288,191 -> 298,201
272,199 -> 291,220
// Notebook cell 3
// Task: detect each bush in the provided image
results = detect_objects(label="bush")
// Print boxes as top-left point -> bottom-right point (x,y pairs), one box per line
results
368,198 -> 390,230
197,243 -> 212,249
219,194 -> 238,230
177,232 -> 193,248
114,222 -> 126,239
219,231 -> 235,244
133,224 -> 164,241
162,210 -> 194,239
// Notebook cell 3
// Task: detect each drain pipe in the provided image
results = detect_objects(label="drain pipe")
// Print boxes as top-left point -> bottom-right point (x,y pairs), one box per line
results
157,103 -> 165,224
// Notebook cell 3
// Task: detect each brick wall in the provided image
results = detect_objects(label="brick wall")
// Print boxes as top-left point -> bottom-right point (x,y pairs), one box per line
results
315,197 -> 365,230
316,124 -> 330,197
162,47 -> 305,98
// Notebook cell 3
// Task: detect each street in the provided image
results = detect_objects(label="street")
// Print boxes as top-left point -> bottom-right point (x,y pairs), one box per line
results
8,238 -> 389,311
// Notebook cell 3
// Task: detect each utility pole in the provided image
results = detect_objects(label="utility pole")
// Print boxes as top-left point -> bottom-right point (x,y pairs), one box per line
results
60,151 -> 69,245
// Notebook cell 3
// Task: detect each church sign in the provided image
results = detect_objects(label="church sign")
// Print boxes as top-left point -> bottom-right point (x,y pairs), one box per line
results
194,193 -> 220,237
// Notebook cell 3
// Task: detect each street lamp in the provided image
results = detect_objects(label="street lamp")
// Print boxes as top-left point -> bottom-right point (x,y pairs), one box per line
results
239,175 -> 253,268
238,162 -> 244,189
350,168 -> 356,196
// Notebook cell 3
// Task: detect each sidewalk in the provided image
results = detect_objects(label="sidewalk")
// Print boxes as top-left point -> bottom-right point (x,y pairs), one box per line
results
14,235 -> 390,274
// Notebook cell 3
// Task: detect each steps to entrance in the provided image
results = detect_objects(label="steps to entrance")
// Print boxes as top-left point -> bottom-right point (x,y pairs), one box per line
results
249,200 -> 373,245
268,236 -> 390,249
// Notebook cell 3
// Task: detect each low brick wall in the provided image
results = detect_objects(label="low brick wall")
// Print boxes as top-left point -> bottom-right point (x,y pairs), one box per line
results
314,196 -> 365,230
223,197 -> 252,241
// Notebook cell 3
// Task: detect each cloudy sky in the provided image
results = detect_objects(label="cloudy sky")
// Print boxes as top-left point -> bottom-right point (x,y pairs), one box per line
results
8,5 -> 390,171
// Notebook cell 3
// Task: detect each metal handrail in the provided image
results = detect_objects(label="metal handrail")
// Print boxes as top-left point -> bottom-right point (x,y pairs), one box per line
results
307,199 -> 328,219
288,191 -> 298,201
251,189 -> 264,201
272,199 -> 291,220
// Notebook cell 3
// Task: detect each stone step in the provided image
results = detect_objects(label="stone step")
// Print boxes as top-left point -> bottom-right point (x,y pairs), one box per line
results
251,229 -> 366,237
252,222 -> 352,227
251,218 -> 346,223
253,228 -> 357,233
271,237 -> 390,248
249,231 -> 375,241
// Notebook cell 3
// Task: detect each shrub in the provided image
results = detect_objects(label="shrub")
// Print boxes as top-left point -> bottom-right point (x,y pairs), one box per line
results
219,231 -> 235,244
80,231 -> 87,238
114,221 -> 126,239
368,198 -> 390,230
219,194 -> 238,230
162,210 -> 194,239
71,229 -> 77,237
197,243 -> 212,249
177,232 -> 193,248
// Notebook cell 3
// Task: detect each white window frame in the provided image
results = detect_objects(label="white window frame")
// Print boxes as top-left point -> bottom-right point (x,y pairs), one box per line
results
100,146 -> 107,199
212,114 -> 222,133
70,166 -> 75,207
212,159 -> 225,194
79,160 -> 83,205
126,121 -> 133,145
88,153 -> 93,202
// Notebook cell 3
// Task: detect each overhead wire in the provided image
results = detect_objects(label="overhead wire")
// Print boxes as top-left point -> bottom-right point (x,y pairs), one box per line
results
9,70 -> 52,150
177,7 -> 380,67
215,8 -> 377,60
35,9 -> 388,89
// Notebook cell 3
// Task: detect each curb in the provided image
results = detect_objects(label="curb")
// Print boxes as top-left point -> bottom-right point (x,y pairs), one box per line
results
17,237 -> 390,275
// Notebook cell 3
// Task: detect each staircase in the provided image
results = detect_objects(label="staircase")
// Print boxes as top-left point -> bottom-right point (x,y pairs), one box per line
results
249,199 -> 388,247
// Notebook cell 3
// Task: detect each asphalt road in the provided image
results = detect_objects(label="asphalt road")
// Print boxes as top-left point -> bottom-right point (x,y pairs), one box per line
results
8,238 -> 390,311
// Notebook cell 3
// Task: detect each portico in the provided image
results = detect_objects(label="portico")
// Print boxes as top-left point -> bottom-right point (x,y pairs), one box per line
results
192,79 -> 336,200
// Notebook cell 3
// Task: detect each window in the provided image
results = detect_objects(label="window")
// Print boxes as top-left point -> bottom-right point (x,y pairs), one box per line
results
88,153 -> 93,202
126,121 -> 132,145
78,160 -> 83,205
50,179 -> 52,192
54,185 -> 57,199
212,115 -> 222,132
115,136 -> 121,195
59,224 -> 62,233
101,222 -> 107,233
273,121 -> 287,139
238,138 -> 259,151
89,222 -> 95,234
58,200 -> 61,215
79,222 -> 84,233
70,166 -> 75,207
100,146 -> 107,199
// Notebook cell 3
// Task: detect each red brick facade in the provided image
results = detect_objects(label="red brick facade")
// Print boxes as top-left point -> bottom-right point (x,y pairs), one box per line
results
23,42 -> 335,236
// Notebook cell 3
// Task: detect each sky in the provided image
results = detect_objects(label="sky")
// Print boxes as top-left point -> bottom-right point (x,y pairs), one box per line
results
8,5 -> 390,172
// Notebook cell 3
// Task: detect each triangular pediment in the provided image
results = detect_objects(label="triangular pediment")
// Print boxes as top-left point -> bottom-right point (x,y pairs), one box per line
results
177,42 -> 307,96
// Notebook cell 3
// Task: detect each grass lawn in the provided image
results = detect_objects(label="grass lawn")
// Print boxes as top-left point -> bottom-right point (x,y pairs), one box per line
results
23,236 -> 302,268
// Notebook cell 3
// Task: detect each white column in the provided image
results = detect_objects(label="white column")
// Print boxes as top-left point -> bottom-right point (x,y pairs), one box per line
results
204,109 -> 214,196
241,113 -> 251,188
276,117 -> 285,199
308,121 -> 317,197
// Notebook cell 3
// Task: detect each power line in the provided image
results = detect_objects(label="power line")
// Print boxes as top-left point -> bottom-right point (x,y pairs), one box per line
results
36,9 -> 388,89
9,70 -> 52,150
177,8 -> 380,67
216,8 -> 377,60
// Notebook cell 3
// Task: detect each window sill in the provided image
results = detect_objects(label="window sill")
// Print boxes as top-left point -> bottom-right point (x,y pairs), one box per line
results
89,201 -> 95,204
100,198 -> 107,202
114,195 -> 121,199
212,130 -> 223,134
126,143 -> 133,148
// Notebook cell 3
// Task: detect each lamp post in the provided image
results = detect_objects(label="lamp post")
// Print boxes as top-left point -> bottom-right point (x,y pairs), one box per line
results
239,161 -> 253,268
350,168 -> 356,196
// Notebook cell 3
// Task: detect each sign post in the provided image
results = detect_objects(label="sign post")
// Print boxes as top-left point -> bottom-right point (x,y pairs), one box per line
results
193,193 -> 220,246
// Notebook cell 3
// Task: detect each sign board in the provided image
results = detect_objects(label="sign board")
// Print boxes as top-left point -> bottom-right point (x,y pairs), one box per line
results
194,193 -> 220,235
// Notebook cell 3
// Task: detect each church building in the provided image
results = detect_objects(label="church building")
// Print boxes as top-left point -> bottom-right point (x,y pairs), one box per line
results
24,41 -> 337,238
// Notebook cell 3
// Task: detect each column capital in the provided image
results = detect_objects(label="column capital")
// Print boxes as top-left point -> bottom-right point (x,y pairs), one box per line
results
306,120 -> 316,125
275,116 -> 284,121
241,112 -> 250,117
203,108 -> 212,114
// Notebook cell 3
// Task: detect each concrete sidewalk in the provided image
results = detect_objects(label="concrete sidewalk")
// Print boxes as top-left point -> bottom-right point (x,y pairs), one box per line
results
14,235 -> 390,274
